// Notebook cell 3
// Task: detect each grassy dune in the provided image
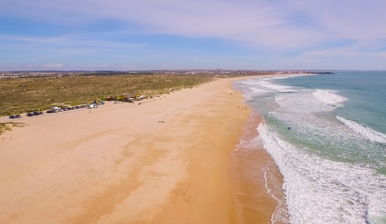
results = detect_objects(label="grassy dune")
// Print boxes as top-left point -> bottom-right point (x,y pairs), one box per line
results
0,122 -> 26,135
0,74 -> 214,116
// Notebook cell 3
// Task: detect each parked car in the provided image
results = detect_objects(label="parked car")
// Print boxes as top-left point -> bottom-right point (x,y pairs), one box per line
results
88,104 -> 97,109
9,115 -> 16,119
27,112 -> 34,117
15,114 -> 21,118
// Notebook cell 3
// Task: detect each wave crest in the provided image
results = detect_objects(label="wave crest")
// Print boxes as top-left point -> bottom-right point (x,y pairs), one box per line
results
336,116 -> 386,145
312,89 -> 348,107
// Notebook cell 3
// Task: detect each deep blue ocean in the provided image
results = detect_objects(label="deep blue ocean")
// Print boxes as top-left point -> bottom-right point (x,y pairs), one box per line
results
235,71 -> 386,224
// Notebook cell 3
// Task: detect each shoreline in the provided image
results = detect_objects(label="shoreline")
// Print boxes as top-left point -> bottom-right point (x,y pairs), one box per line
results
0,74 -> 294,223
231,112 -> 288,224
231,72 -> 317,223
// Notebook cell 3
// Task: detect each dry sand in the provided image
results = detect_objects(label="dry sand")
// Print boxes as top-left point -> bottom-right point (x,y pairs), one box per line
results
0,75 -> 284,224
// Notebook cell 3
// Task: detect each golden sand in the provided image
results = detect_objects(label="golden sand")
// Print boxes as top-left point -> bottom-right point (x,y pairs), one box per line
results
0,75 -> 287,224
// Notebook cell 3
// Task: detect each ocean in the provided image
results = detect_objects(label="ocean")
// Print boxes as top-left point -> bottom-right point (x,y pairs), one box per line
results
234,71 -> 386,224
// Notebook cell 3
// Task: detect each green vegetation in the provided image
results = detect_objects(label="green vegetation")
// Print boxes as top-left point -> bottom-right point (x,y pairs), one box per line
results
0,74 -> 214,116
0,122 -> 26,135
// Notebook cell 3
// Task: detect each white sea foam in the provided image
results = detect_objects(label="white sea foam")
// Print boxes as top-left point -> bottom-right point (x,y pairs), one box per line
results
336,116 -> 386,145
312,89 -> 348,107
260,80 -> 297,93
258,123 -> 386,224
239,72 -> 386,223
234,137 -> 262,152
238,77 -> 300,99
239,80 -> 271,95
263,165 -> 289,224
251,88 -> 270,94
265,76 -> 292,80
274,91 -> 332,114
270,91 -> 345,143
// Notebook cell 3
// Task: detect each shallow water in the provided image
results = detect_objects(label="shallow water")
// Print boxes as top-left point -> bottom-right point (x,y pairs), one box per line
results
235,72 -> 386,224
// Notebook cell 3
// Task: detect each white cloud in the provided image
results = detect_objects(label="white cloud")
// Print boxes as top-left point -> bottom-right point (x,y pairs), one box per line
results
0,34 -> 145,49
1,0 -> 386,69
0,0 -> 309,48
2,0 -> 385,51
278,45 -> 386,70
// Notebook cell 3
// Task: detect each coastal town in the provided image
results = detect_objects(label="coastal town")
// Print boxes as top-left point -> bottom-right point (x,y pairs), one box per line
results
0,69 -> 332,79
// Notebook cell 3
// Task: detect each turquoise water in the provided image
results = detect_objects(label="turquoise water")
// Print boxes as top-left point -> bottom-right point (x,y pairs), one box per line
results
235,72 -> 386,224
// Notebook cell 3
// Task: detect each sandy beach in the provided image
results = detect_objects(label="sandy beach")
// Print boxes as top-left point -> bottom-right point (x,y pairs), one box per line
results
0,75 -> 282,224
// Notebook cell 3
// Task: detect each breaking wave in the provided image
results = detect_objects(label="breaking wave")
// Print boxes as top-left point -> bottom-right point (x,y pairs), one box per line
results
258,123 -> 386,224
312,89 -> 348,107
336,116 -> 386,145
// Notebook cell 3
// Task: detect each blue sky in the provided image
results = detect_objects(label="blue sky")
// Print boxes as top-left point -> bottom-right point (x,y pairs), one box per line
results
1,0 -> 386,71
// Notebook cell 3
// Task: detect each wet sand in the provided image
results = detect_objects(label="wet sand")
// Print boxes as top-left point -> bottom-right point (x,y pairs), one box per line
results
232,114 -> 288,224
0,75 -> 285,224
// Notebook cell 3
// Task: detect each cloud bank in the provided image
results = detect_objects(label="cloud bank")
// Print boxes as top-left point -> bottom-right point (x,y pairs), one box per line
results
1,0 -> 386,69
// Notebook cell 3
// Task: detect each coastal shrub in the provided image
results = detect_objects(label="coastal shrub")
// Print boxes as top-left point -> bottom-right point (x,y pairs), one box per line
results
0,122 -> 26,135
0,74 -> 214,116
